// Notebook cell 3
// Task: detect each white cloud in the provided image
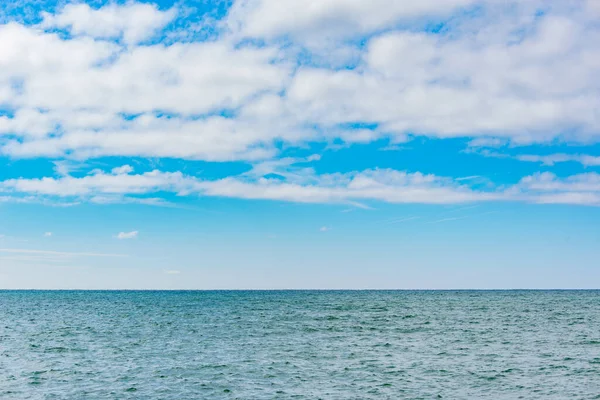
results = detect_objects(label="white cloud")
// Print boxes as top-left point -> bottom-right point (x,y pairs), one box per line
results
0,32 -> 286,116
517,172 -> 600,193
319,226 -> 331,232
472,149 -> 600,167
587,0 -> 600,15
111,165 -> 134,175
382,216 -> 420,225
2,163 -> 600,207
0,164 -> 493,205
282,13 -> 600,142
0,195 -> 81,206
427,217 -> 466,224
89,195 -> 171,207
455,176 -> 482,182
53,160 -> 86,177
164,270 -> 181,275
0,18 -> 289,161
197,169 -> 495,205
226,0 -> 475,40
43,232 -> 52,237
0,248 -> 125,257
116,231 -> 138,240
516,154 -> 600,167
0,169 -> 189,197
467,138 -> 507,148
0,0 -> 597,166
508,172 -> 600,206
1,114 -> 281,161
41,3 -> 177,44
0,0 -> 598,215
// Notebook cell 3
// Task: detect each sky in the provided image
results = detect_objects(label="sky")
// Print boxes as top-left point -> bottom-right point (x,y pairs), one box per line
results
1,0 -> 600,289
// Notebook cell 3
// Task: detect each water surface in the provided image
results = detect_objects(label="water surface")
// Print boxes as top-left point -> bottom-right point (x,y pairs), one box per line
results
1,290 -> 599,399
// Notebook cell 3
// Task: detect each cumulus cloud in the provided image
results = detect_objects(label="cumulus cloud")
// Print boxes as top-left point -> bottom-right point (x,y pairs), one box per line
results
283,17 -> 600,142
116,231 -> 138,240
226,0 -> 475,40
0,0 -> 599,212
517,172 -> 600,193
111,165 -> 134,175
0,18 -> 289,161
41,3 -> 176,44
1,114 -> 281,161
226,0 -> 600,145
508,172 -> 600,206
0,0 -> 598,166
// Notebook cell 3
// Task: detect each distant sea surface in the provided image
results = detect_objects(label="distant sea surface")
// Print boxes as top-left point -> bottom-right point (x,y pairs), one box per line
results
1,290 -> 599,399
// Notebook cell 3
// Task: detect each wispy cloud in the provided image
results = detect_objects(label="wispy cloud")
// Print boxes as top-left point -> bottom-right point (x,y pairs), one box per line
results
3,166 -> 600,207
426,208 -> 501,224
0,167 -> 499,205
473,150 -> 600,168
381,216 -> 420,225
43,232 -> 53,237
116,231 -> 138,240
53,160 -> 88,177
467,138 -> 507,149
0,255 -> 66,263
455,176 -> 482,182
0,248 -> 126,257
426,217 -> 467,224
516,154 -> 600,167
319,226 -> 331,232
444,205 -> 479,214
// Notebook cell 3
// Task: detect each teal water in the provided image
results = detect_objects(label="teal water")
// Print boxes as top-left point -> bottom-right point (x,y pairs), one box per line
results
1,290 -> 599,399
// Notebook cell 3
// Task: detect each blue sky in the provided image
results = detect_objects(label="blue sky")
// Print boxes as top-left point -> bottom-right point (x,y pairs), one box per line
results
1,0 -> 600,289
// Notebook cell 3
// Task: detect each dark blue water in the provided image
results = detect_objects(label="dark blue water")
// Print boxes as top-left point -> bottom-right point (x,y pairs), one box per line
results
1,290 -> 599,399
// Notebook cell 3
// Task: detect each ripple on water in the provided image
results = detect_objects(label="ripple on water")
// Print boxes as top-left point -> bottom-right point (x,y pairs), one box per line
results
0,290 -> 599,399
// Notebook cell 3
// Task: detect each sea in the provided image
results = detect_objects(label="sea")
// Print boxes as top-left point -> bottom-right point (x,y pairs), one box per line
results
0,290 -> 599,399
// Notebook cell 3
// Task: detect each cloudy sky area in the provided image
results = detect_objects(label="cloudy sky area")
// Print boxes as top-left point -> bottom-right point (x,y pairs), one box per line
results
1,0 -> 600,289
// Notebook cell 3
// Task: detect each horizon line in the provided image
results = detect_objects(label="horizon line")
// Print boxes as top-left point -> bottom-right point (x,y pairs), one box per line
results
1,288 -> 598,291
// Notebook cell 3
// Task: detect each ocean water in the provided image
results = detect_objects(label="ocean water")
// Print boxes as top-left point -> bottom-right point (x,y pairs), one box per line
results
0,291 -> 599,399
